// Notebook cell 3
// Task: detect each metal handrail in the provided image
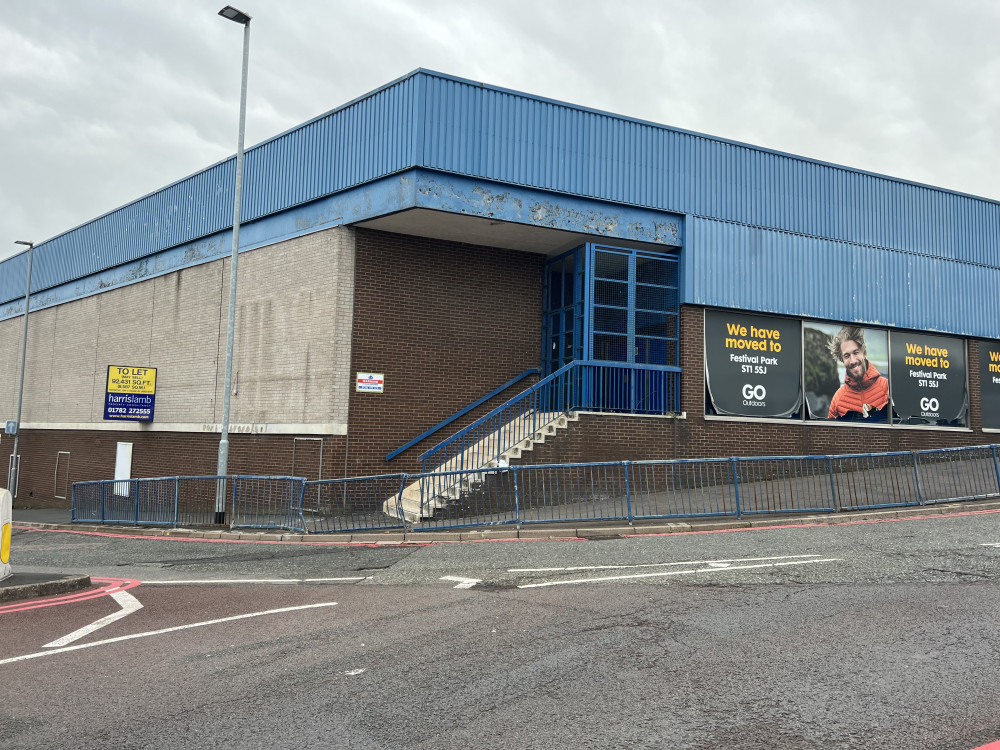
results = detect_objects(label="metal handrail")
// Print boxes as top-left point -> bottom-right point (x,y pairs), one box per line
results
386,368 -> 539,461
418,361 -> 580,472
418,360 -> 683,473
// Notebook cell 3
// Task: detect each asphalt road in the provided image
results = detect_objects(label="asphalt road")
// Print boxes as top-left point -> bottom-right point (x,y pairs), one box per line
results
3,510 -> 1000,749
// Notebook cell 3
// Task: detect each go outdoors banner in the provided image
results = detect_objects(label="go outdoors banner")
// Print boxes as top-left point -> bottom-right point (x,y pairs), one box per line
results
981,343 -> 1000,430
707,309 -> 970,427
889,331 -> 967,426
704,310 -> 802,418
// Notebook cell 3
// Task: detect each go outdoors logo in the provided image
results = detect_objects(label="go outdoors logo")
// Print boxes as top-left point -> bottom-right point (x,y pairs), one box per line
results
920,397 -> 940,417
742,383 -> 767,407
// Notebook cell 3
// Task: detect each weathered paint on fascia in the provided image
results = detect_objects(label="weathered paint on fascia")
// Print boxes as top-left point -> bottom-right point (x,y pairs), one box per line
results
412,171 -> 682,246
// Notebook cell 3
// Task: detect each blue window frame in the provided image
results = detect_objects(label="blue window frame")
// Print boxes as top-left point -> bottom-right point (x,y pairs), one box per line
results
586,244 -> 679,367
543,243 -> 679,374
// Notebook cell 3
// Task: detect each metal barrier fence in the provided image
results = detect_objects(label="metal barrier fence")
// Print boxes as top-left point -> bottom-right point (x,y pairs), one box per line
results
231,476 -> 307,532
72,476 -> 231,527
302,474 -> 408,533
400,444 -> 1000,531
71,475 -> 306,532
72,445 -> 1000,533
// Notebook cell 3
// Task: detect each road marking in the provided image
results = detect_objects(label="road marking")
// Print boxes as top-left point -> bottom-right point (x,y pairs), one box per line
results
517,558 -> 840,588
510,554 -> 823,573
139,577 -> 366,585
344,668 -> 367,676
980,543 -> 1000,548
441,575 -> 482,589
0,601 -> 339,666
0,577 -> 142,615
44,590 -> 143,647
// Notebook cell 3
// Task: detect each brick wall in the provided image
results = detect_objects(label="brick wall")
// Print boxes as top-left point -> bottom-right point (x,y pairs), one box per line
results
345,229 -> 544,476
2,429 -> 346,509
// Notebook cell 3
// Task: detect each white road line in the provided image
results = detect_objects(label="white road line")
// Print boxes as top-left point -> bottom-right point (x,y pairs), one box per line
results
980,543 -> 1000,548
517,558 -> 841,588
44,590 -> 144,648
139,577 -> 367,585
510,554 -> 823,573
441,576 -> 482,589
0,601 -> 338,666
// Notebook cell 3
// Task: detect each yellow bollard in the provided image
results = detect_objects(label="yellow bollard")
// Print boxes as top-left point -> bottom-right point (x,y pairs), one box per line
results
0,488 -> 11,581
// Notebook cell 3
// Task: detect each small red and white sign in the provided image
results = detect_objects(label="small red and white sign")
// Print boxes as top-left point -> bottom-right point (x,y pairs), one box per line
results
356,372 -> 384,393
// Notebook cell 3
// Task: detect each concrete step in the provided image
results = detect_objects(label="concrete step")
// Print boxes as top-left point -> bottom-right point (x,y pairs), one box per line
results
384,409 -> 580,521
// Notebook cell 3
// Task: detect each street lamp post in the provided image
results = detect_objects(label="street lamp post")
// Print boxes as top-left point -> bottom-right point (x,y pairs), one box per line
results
8,240 -> 34,498
214,5 -> 252,524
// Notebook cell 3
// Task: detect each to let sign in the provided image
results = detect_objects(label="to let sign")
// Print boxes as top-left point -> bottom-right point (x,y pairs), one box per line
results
105,366 -> 157,422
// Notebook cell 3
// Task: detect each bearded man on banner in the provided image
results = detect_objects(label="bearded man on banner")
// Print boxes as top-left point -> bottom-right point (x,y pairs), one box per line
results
827,326 -> 890,421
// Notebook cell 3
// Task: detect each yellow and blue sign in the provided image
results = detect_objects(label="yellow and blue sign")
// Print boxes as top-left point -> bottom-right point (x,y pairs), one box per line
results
104,365 -> 157,422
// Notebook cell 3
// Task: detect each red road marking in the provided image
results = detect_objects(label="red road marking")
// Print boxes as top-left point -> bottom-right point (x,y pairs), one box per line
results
625,507 -> 1000,538
0,577 -> 142,615
11,506 -> 1000,549
971,742 -> 1000,750
12,525 -> 433,547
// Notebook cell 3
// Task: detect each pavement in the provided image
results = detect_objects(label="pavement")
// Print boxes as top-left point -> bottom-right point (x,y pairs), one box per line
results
5,498 -> 1000,605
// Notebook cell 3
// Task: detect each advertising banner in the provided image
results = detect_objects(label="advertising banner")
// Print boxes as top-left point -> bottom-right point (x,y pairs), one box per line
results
889,331 -> 967,426
705,310 -> 801,418
979,342 -> 1000,430
104,365 -> 157,422
804,323 -> 890,423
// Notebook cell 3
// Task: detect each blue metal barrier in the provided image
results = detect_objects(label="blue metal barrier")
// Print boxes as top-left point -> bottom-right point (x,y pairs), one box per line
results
71,444 -> 1000,533
303,474 -> 408,533
629,459 -> 738,519
71,476 -> 229,527
830,452 -> 920,511
230,476 -> 307,533
733,456 -> 836,515
913,446 -> 1000,505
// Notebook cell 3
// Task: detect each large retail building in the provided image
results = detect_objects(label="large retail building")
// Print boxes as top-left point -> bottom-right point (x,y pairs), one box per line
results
3,69 -> 1000,508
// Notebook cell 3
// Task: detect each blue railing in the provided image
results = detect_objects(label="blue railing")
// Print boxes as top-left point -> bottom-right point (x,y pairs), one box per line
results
386,368 -> 539,461
418,360 -> 681,473
403,444 -> 1000,530
72,475 -> 307,532
71,445 -> 1000,534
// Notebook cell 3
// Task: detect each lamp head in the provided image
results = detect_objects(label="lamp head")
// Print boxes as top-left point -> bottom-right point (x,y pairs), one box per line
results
218,6 -> 251,24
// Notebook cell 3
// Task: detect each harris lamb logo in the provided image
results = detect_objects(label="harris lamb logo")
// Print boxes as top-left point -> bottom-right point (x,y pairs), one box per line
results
742,384 -> 766,406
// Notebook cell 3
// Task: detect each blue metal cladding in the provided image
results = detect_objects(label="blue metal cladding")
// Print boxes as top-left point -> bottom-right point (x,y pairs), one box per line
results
4,68 -> 1000,340
689,216 -> 1000,337
240,75 -> 419,221
419,73 -> 1000,269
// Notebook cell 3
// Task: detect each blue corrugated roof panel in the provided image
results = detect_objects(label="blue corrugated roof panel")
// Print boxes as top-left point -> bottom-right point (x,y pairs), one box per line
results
689,216 -> 1000,338
2,69 -> 999,338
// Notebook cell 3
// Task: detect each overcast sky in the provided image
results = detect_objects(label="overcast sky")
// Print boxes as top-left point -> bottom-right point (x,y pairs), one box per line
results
2,0 -> 999,262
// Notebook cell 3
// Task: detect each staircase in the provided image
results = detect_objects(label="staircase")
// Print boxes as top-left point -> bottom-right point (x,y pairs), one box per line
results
384,410 -> 579,522
380,359 -> 680,523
